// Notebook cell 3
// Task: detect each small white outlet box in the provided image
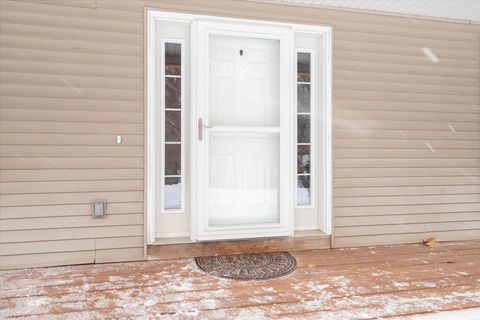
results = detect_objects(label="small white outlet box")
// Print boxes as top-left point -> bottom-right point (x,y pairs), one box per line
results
92,200 -> 107,218
116,135 -> 122,144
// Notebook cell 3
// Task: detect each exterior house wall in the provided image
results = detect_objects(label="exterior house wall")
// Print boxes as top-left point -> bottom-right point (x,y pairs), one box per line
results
0,0 -> 478,269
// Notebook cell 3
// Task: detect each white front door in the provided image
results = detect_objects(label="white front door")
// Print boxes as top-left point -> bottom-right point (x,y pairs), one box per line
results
193,21 -> 294,240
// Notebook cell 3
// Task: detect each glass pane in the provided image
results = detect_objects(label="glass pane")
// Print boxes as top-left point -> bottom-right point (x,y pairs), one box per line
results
165,177 -> 181,210
296,51 -> 313,207
297,175 -> 311,206
165,111 -> 181,142
297,84 -> 310,113
209,34 -> 280,127
165,144 -> 181,175
297,52 -> 310,82
208,132 -> 280,226
165,43 -> 181,76
297,115 -> 310,143
165,77 -> 181,109
297,145 -> 310,174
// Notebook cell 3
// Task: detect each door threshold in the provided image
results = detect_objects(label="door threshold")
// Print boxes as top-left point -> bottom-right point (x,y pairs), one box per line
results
152,230 -> 326,245
153,237 -> 192,245
148,232 -> 331,260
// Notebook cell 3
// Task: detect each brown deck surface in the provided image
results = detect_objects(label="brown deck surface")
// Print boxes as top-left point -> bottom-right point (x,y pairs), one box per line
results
1,240 -> 480,319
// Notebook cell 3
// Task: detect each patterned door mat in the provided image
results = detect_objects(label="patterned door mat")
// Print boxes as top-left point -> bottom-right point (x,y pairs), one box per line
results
195,252 -> 297,280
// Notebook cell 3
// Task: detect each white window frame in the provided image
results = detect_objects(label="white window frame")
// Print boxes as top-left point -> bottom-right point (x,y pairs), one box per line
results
146,10 -> 332,244
295,48 -> 315,209
159,38 -> 186,214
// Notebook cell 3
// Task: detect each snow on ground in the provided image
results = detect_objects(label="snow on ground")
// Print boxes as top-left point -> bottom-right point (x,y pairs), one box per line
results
392,307 -> 480,320
1,241 -> 479,319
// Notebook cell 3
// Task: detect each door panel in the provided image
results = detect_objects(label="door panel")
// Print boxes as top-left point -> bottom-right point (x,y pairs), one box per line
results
207,35 -> 282,228
209,35 -> 280,127
194,21 -> 293,240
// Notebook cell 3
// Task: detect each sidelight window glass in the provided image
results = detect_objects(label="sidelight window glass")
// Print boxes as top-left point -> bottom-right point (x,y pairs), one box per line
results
162,40 -> 184,212
296,50 -> 314,207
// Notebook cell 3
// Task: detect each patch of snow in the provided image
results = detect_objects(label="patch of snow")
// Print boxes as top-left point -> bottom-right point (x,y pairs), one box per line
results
393,281 -> 409,288
415,281 -> 438,288
234,308 -> 269,320
201,299 -> 217,309
27,297 -> 50,306
108,275 -> 125,282
392,307 -> 480,320
164,280 -> 194,291
144,299 -> 156,307
330,276 -> 350,286
305,281 -> 330,292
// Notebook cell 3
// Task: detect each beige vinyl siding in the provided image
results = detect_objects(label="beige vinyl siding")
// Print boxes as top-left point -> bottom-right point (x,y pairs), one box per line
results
0,0 -> 145,270
0,0 -> 478,269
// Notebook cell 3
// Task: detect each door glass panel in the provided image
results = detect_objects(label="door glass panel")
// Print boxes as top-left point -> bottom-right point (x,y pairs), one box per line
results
297,84 -> 310,113
297,145 -> 310,174
165,177 -> 182,210
297,52 -> 310,82
165,43 -> 181,75
297,175 -> 311,206
165,111 -> 181,142
209,34 -> 280,127
208,132 -> 280,226
165,144 -> 181,175
297,115 -> 310,143
165,77 -> 181,108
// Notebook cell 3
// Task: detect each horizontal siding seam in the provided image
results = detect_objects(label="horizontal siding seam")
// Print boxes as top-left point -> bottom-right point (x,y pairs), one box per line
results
333,193 -> 480,199
334,201 -> 480,208
334,228 -> 480,237
335,210 -> 480,218
0,246 -> 143,257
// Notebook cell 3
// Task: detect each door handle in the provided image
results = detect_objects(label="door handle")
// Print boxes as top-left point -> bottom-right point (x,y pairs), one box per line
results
198,118 -> 212,141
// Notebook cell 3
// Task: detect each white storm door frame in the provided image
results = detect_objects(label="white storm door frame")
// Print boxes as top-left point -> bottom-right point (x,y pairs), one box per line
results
191,20 -> 294,241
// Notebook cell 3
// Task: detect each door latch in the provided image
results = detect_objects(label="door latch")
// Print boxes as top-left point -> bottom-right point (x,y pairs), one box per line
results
198,118 -> 212,141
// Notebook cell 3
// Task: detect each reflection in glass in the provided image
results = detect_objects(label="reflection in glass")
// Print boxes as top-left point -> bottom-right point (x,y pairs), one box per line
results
165,177 -> 181,210
165,111 -> 181,142
165,43 -> 181,75
297,52 -> 311,82
297,145 -> 310,174
297,84 -> 310,113
208,132 -> 280,227
165,77 -> 181,108
297,115 -> 310,143
165,144 -> 181,176
297,175 -> 311,206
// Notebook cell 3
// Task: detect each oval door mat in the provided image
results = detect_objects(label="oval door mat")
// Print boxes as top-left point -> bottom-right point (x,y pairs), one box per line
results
195,252 -> 297,280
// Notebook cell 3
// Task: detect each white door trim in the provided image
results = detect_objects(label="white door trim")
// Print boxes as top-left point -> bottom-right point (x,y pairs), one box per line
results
145,10 -> 332,244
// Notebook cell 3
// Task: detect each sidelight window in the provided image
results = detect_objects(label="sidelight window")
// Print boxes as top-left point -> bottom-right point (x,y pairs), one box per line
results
161,40 -> 185,212
296,50 -> 314,207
